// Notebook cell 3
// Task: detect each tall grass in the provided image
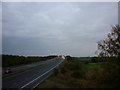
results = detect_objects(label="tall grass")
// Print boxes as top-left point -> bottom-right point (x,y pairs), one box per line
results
37,57 -> 120,88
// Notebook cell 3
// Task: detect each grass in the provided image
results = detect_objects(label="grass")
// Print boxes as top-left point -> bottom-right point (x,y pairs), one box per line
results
36,58 -> 120,88
36,60 -> 84,88
2,63 -> 47,79
84,63 -> 101,68
37,79 -> 68,88
75,57 -> 91,61
3,60 -> 43,68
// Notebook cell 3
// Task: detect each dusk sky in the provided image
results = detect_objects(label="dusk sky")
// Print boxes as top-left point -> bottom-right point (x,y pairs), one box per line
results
2,2 -> 118,57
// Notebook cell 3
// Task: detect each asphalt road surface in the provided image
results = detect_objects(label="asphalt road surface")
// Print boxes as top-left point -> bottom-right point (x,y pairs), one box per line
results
2,58 -> 64,89
2,59 -> 54,76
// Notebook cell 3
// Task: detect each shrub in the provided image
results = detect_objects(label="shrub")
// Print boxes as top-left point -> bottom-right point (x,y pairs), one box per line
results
71,71 -> 81,78
60,66 -> 67,74
84,62 -> 120,88
54,68 -> 59,76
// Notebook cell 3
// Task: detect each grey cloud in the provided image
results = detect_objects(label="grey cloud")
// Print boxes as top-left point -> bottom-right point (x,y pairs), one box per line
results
2,2 -> 118,57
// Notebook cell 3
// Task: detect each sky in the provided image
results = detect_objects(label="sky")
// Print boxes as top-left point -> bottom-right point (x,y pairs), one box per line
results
2,2 -> 118,57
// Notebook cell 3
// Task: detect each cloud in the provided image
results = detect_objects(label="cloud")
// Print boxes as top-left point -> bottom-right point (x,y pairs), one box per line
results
2,2 -> 118,56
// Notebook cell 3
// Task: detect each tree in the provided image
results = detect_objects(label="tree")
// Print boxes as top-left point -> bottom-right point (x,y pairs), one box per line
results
65,55 -> 72,61
98,25 -> 120,61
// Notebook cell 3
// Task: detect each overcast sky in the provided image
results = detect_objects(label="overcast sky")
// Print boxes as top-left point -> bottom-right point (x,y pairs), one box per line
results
2,2 -> 118,57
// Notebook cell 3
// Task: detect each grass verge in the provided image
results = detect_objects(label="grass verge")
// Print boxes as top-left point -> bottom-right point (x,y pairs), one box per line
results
36,59 -> 120,88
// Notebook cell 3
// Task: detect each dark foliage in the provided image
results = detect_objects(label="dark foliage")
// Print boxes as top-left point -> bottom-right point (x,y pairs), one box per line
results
98,25 -> 120,62
2,54 -> 57,67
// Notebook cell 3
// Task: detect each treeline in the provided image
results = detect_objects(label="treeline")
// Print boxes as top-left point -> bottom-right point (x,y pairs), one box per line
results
66,55 -> 120,63
91,57 -> 120,63
2,54 -> 57,67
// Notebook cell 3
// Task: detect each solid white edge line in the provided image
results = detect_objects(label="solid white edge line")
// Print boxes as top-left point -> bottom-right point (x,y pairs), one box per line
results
18,59 -> 64,90
32,71 -> 52,89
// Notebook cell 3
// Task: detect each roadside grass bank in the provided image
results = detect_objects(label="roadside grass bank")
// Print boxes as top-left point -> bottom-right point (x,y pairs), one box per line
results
2,64 -> 47,79
36,57 -> 120,88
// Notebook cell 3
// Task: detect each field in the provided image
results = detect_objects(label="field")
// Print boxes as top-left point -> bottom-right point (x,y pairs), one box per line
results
75,57 -> 91,61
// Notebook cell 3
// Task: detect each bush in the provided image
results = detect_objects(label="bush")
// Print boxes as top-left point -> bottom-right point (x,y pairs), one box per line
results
71,71 -> 81,78
84,62 -> 120,88
99,63 -> 120,88
60,66 -> 67,74
54,68 -> 59,76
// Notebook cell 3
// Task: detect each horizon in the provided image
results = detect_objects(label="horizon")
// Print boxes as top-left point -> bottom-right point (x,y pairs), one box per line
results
1,53 -> 95,57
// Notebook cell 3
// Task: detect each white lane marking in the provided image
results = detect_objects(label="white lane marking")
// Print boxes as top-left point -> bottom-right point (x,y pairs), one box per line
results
18,59 -> 64,90
32,71 -> 52,89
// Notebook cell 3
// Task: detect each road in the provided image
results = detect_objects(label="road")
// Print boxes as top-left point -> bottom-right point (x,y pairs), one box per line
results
2,57 -> 64,89
2,59 -> 53,76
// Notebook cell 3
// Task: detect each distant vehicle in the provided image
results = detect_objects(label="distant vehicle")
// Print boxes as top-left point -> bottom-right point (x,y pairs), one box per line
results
59,55 -> 65,59
4,67 -> 12,74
